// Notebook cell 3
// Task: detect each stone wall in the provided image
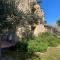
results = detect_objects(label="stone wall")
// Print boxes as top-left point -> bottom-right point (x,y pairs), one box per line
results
17,0 -> 36,13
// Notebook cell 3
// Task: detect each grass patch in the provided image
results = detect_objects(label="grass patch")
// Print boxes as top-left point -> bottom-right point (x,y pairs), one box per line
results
28,40 -> 48,52
28,32 -> 60,52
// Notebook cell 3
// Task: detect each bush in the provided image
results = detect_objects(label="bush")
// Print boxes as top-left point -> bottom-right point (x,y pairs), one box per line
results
28,32 -> 60,52
15,42 -> 28,52
15,32 -> 60,52
47,36 -> 60,47
28,37 -> 48,52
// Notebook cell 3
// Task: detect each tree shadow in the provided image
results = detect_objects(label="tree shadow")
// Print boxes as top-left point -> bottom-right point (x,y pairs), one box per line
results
2,48 -> 41,60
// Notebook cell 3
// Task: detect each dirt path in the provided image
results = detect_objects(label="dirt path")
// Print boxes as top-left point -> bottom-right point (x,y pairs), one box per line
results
40,45 -> 60,60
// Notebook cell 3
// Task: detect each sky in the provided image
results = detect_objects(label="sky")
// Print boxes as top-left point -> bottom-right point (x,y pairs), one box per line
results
37,0 -> 60,25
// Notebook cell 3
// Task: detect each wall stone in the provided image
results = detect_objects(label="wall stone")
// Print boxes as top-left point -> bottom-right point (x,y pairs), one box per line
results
34,24 -> 45,36
17,0 -> 36,13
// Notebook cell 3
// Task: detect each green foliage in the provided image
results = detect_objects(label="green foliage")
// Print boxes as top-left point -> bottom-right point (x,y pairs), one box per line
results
0,0 -> 18,32
2,30 -> 60,60
1,0 -> 60,53
28,40 -> 48,52
56,19 -> 60,27
28,32 -> 60,52
15,42 -> 28,52
0,0 -> 30,32
13,32 -> 60,52
38,32 -> 60,47
0,0 -> 39,34
47,36 -> 59,46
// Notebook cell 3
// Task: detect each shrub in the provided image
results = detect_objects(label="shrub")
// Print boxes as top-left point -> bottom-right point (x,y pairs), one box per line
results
28,32 -> 60,52
15,32 -> 60,52
28,39 -> 48,52
47,36 -> 60,47
15,42 -> 28,52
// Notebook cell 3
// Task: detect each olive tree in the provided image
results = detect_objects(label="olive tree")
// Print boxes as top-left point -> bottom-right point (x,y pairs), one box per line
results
0,0 -> 25,33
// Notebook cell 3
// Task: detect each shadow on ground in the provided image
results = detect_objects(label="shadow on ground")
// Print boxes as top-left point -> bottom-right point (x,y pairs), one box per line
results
1,42 -> 41,60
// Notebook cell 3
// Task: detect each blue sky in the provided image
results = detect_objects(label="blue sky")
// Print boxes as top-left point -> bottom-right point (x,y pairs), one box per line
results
37,0 -> 60,25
